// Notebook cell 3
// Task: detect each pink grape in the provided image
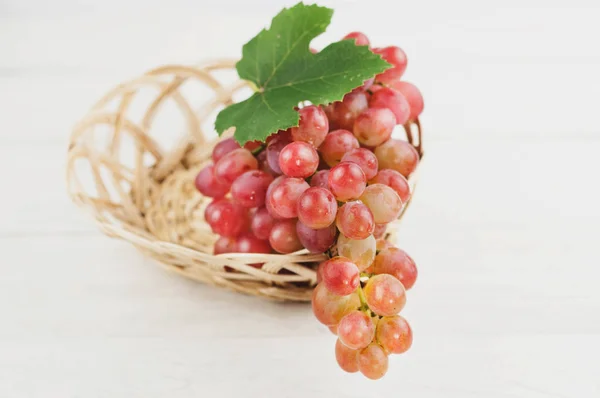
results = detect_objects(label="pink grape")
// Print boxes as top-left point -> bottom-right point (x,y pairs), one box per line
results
278,141 -> 319,178
266,130 -> 292,174
360,184 -> 403,224
321,257 -> 360,296
337,234 -> 376,271
335,338 -> 359,373
358,343 -> 389,380
336,201 -> 375,240
214,148 -> 258,184
369,87 -> 411,125
212,138 -> 240,163
372,247 -> 418,290
205,199 -> 250,238
231,170 -> 274,208
265,176 -> 285,219
235,233 -> 272,254
363,274 -> 406,316
297,187 -> 338,229
194,164 -> 230,199
269,219 -> 303,254
251,207 -> 275,240
373,46 -> 407,84
376,315 -> 413,354
329,324 -> 338,335
243,140 -> 262,151
328,162 -> 367,201
310,170 -> 330,189
370,169 -> 411,203
267,177 -> 310,218
341,148 -> 379,180
290,105 -> 329,147
311,283 -> 360,325
329,91 -> 370,131
256,149 -> 278,175
353,108 -> 396,147
374,139 -> 419,178
343,31 -> 370,46
373,224 -> 387,239
376,238 -> 393,252
319,129 -> 360,167
338,311 -> 375,350
214,236 -> 236,254
296,222 -> 337,253
391,81 -> 424,121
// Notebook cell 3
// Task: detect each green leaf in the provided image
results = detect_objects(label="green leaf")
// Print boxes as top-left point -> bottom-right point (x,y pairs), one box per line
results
215,2 -> 391,144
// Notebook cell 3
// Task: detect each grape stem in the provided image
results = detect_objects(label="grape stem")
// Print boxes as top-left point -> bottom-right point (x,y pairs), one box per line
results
357,284 -> 369,312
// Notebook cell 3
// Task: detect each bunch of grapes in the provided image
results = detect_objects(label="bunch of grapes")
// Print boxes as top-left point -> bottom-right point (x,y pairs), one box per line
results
195,30 -> 423,378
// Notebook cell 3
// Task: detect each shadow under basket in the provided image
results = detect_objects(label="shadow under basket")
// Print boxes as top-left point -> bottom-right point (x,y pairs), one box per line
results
66,59 -> 424,302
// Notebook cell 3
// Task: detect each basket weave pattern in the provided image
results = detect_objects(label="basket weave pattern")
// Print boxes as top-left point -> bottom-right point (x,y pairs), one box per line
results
66,60 -> 422,301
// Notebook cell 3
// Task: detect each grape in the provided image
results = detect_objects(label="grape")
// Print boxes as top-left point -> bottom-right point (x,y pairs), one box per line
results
363,274 -> 406,316
374,139 -> 419,178
278,141 -> 319,178
251,207 -> 275,240
360,184 -> 403,224
310,170 -> 330,189
297,187 -> 338,229
212,138 -> 240,163
358,343 -> 389,380
194,164 -> 231,199
361,77 -> 375,91
231,170 -> 274,208
296,222 -> 337,253
353,108 -> 396,147
391,81 -> 424,121
373,224 -> 387,239
290,105 -> 329,147
338,311 -> 375,350
343,31 -> 370,46
235,233 -> 272,254
328,162 -> 367,201
204,198 -> 222,222
337,234 -> 376,271
266,131 -> 292,174
311,283 -> 360,325
335,338 -> 359,373
328,324 -> 338,335
341,148 -> 379,180
265,176 -> 286,219
214,148 -> 258,184
267,177 -> 310,218
376,315 -> 413,354
376,239 -> 393,252
243,140 -> 262,151
256,149 -> 278,175
372,248 -> 418,290
336,201 -> 375,240
214,236 -> 236,254
321,257 -> 360,296
373,46 -> 407,84
205,199 -> 250,238
319,129 -> 360,167
269,219 -> 304,254
370,169 -> 411,203
369,87 -> 411,125
329,91 -> 370,131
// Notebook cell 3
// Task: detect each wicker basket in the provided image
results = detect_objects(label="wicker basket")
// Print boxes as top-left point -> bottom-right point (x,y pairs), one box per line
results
66,59 -> 423,302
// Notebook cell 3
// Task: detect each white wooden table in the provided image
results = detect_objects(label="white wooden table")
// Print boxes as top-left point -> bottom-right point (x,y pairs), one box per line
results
1,1 -> 599,396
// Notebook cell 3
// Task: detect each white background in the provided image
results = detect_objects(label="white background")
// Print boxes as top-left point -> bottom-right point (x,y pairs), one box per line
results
1,0 -> 600,397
